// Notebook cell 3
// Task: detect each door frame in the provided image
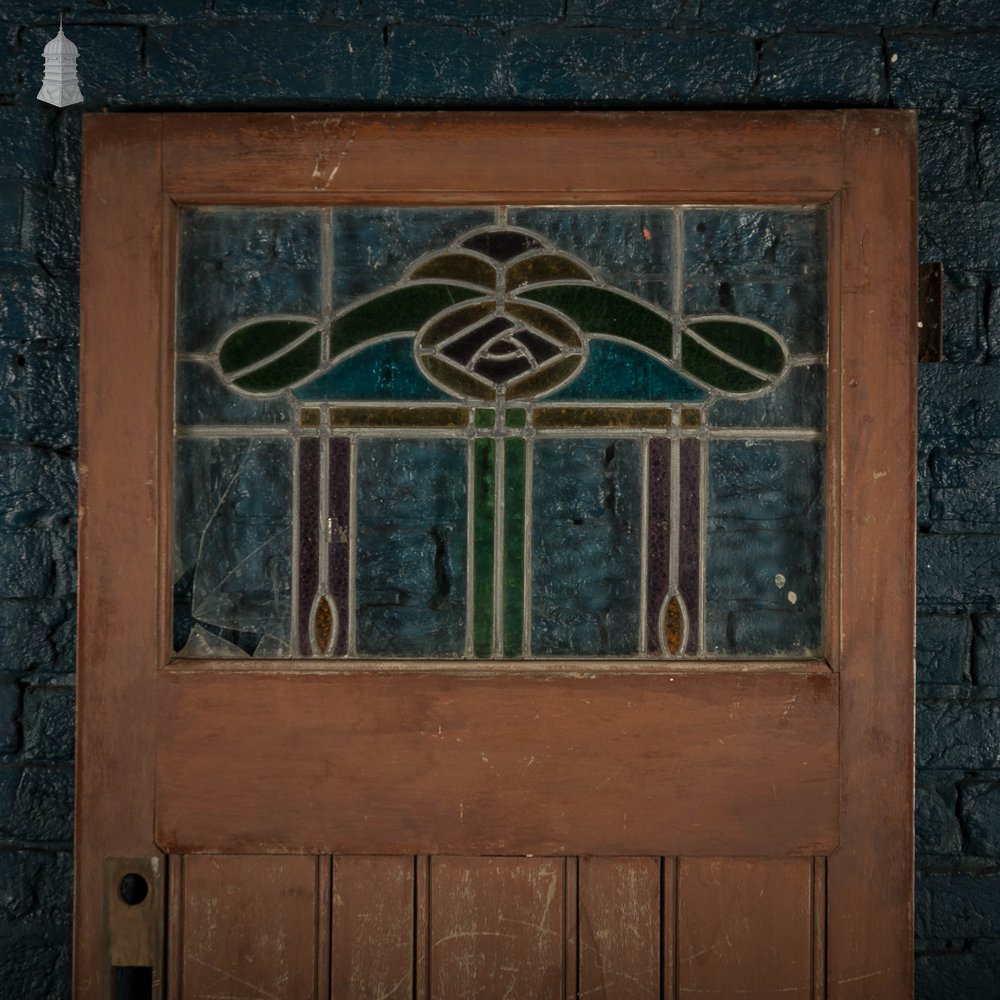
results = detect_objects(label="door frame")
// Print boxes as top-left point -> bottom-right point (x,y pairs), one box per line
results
77,111 -> 916,997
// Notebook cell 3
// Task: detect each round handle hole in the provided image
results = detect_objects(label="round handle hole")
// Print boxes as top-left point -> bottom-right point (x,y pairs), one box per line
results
119,872 -> 149,906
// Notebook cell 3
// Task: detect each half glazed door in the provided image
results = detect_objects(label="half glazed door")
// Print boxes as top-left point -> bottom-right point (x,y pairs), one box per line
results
77,112 -> 916,999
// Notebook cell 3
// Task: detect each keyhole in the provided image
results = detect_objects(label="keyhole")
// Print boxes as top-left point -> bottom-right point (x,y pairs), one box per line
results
119,873 -> 149,906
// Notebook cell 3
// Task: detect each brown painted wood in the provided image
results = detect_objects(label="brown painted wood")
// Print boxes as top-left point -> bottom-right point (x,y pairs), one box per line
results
78,111 -> 916,995
579,857 -> 661,999
76,114 -> 164,999
175,855 -> 323,1000
826,113 -> 917,1000
154,670 -> 838,856
429,857 -> 565,997
676,858 -> 814,998
331,856 -> 414,998
160,112 -> 845,202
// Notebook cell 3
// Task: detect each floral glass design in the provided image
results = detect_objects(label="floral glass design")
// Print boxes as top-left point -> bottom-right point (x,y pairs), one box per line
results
173,206 -> 827,661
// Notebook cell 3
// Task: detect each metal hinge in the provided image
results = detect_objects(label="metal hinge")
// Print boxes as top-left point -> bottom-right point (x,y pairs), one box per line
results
918,263 -> 943,363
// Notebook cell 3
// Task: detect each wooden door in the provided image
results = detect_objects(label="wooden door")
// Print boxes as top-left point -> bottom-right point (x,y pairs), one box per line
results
77,112 -> 916,999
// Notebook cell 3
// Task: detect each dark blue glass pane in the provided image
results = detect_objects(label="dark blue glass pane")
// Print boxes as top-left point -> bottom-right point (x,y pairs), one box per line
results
683,208 -> 827,357
531,438 -> 642,655
509,207 -> 673,310
295,335 -> 452,402
705,440 -> 824,656
333,207 -> 495,306
545,338 -> 706,404
707,363 -> 826,429
174,437 -> 293,658
176,360 -> 293,426
177,208 -> 322,354
355,439 -> 467,656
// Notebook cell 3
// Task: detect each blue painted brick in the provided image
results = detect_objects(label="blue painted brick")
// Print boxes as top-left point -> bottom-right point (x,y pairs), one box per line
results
0,766 -> 73,843
509,28 -> 756,103
0,179 -> 20,254
919,118 -> 974,197
565,0 -> 684,27
21,687 -> 74,762
930,452 -> 1000,532
213,0 -> 325,16
0,25 -> 18,94
917,614 -> 971,684
0,106 -> 56,184
0,530 -> 75,601
979,124 -> 1000,199
0,445 -> 76,532
921,202 -> 1000,271
962,781 -> 1000,856
338,0 -> 562,26
974,615 -> 1000,687
918,364 -> 1000,453
758,33 -> 886,104
12,1 -> 204,20
917,950 -> 1000,1000
917,699 -> 1000,769
147,24 -> 385,104
932,0 -> 1000,27
915,781 -> 962,854
0,938 -> 71,1000
385,26 -> 508,102
917,871 -> 1000,939
889,33 -> 1000,115
0,680 -> 20,753
917,535 -> 1000,613
0,343 -> 79,451
0,271 -> 78,346
697,0 -> 931,34
937,272 -> 987,363
0,850 -> 72,925
0,600 -> 75,680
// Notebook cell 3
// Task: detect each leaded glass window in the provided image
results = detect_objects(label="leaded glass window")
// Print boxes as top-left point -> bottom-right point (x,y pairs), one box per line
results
173,205 -> 826,661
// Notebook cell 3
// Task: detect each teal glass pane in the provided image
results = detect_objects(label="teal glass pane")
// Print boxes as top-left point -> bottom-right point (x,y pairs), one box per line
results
704,439 -> 824,657
683,208 -> 828,357
545,339 -> 706,403
355,439 -> 468,656
531,438 -> 642,656
173,437 -> 293,657
509,207 -> 673,310
333,207 -> 495,306
295,336 -> 454,402
177,208 -> 322,354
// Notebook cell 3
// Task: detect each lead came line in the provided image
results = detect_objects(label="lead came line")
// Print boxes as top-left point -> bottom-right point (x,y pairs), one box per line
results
699,435 -> 709,656
465,436 -> 475,659
639,435 -> 650,656
347,437 -> 358,657
523,435 -> 533,657
494,434 -> 505,657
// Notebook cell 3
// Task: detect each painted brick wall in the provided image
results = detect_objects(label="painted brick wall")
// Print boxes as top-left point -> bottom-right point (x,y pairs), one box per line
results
0,2 -> 997,997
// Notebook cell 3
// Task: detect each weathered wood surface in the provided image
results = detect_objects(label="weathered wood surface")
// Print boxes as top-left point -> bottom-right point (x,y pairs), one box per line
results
77,111 -> 916,996
155,669 -> 839,857
160,111 -> 846,201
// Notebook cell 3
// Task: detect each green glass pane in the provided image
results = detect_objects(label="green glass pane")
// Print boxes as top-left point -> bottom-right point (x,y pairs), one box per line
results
505,253 -> 592,290
473,438 -> 496,657
518,284 -> 672,356
420,302 -> 496,349
410,252 -> 496,288
506,408 -> 527,429
680,334 -> 768,394
686,319 -> 785,376
219,318 -> 317,375
475,408 -> 496,428
503,438 -> 526,657
233,333 -> 322,393
331,284 -> 485,359
506,302 -> 581,348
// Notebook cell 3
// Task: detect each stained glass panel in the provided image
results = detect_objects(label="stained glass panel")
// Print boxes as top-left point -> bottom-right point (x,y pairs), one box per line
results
173,204 -> 828,661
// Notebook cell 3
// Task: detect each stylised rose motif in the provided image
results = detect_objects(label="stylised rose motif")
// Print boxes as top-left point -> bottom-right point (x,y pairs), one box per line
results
216,225 -> 789,402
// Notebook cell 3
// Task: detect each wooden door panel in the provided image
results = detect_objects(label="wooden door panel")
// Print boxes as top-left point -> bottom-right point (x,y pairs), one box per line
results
169,854 -> 328,1000
155,670 -> 838,856
676,858 -> 816,999
578,857 -> 662,999
331,856 -> 414,999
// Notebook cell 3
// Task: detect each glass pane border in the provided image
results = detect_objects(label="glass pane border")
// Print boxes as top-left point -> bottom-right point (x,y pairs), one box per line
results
162,199 -> 838,673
